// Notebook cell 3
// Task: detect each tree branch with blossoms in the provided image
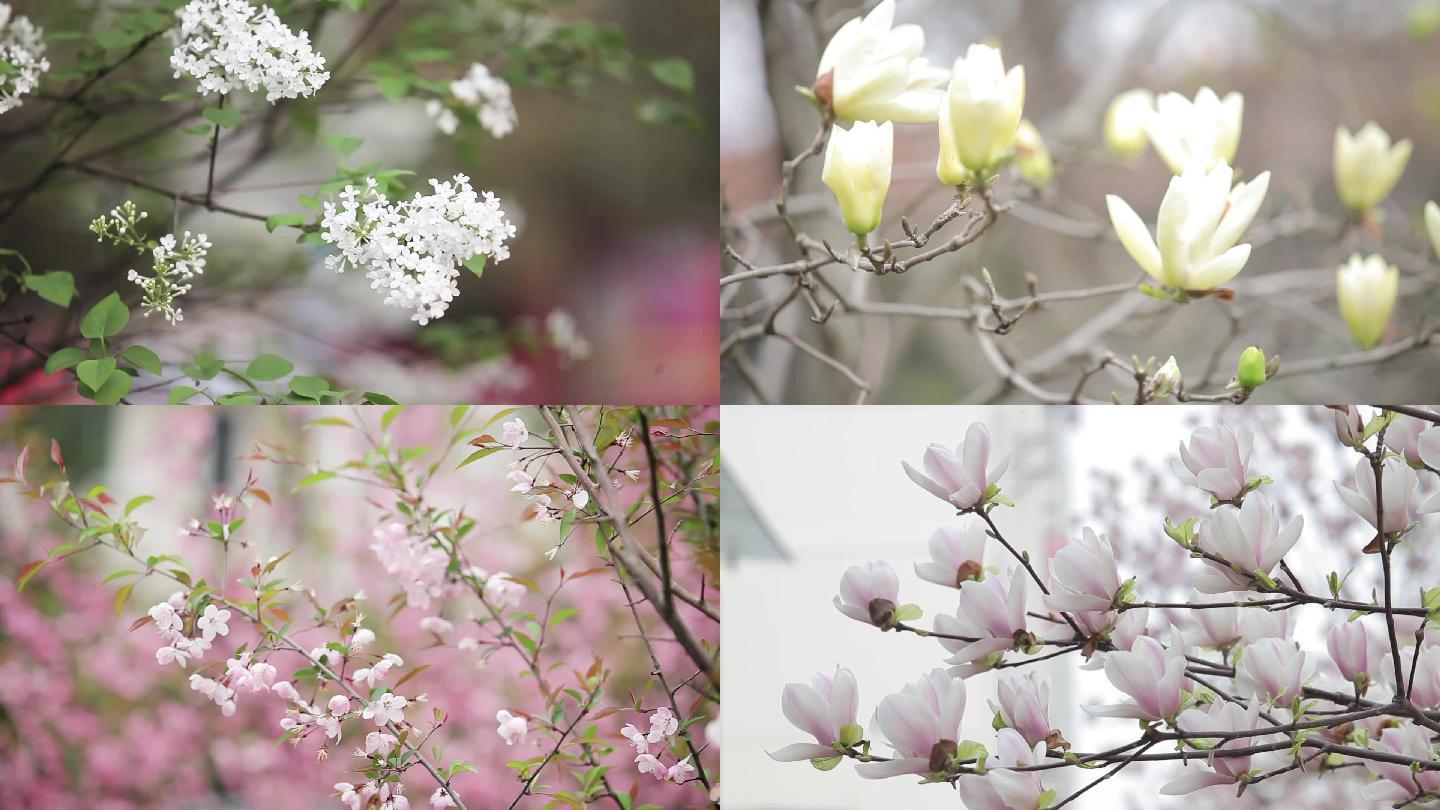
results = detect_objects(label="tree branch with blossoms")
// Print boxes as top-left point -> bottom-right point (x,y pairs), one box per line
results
772,406 -> 1440,808
722,0 -> 1440,405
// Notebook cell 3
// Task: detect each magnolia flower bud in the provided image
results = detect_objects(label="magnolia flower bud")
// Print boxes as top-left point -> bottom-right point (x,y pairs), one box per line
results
1173,422 -> 1253,502
1237,346 -> 1267,389
1236,637 -> 1315,705
1336,253 -> 1398,349
1014,119 -> 1052,186
1334,122 -> 1411,214
814,0 -> 948,123
770,666 -> 860,762
1332,405 -> 1367,447
856,669 -> 967,779
833,560 -> 900,627
1145,87 -> 1243,174
937,43 -> 1025,178
991,672 -> 1052,747
1427,201 -> 1440,258
1327,619 -> 1380,686
1107,162 -> 1268,291
902,422 -> 1010,511
1104,88 -> 1154,157
1152,356 -> 1181,399
822,121 -> 893,235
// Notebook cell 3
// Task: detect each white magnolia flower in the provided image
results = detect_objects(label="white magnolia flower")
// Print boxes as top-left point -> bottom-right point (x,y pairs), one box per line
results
321,175 -> 515,324
814,0 -> 948,123
821,120 -> 893,235
0,4 -> 49,115
1334,122 -> 1411,214
1336,254 -> 1398,349
1103,88 -> 1154,157
1144,87 -> 1243,174
936,43 -> 1025,182
170,0 -> 329,102
1107,161 -> 1269,291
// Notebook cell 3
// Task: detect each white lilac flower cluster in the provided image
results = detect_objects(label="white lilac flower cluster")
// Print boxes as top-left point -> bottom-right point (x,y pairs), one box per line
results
320,175 -> 516,325
0,3 -> 49,115
91,201 -> 211,324
169,0 -> 330,102
425,62 -> 517,138
621,707 -> 697,784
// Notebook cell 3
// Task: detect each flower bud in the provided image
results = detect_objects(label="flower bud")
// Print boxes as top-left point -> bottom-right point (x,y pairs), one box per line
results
822,120 -> 893,235
814,0 -> 948,123
1237,346 -> 1267,389
1336,253 -> 1398,349
1014,119 -> 1052,186
1152,356 -> 1180,399
1331,405 -> 1366,447
1425,201 -> 1440,259
1334,122 -> 1411,214
1104,89 -> 1154,157
938,43 -> 1025,178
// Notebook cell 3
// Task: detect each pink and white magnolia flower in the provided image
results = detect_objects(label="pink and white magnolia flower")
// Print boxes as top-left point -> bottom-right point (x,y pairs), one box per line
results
1172,423 -> 1253,501
1421,427 -> 1440,471
1186,594 -> 1241,650
1044,527 -> 1122,613
1333,405 -> 1367,447
1384,414 -> 1429,465
769,666 -> 860,762
990,672 -> 1052,747
362,693 -> 407,726
902,423 -> 1010,511
1336,456 -> 1439,535
495,709 -> 528,745
1386,645 -> 1440,709
1236,638 -> 1315,705
1192,495 -> 1303,593
834,560 -> 901,627
914,521 -> 987,588
1236,603 -> 1295,644
1160,699 -> 1264,795
1085,632 -> 1188,721
1327,618 -> 1383,687
856,669 -> 967,779
1363,722 -> 1440,804
956,728 -> 1049,810
936,566 -> 1028,675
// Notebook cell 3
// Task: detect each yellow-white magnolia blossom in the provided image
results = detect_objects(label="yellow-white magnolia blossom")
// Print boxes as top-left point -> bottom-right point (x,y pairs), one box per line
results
815,0 -> 948,124
1014,119 -> 1053,186
1334,123 -> 1411,214
1336,253 -> 1398,349
822,120 -> 894,235
935,43 -> 1025,182
1104,88 -> 1154,158
1427,201 -> 1440,258
1106,162 -> 1270,291
1144,88 -> 1243,174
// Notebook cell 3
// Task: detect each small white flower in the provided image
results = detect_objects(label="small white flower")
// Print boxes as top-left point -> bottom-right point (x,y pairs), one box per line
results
419,616 -> 453,637
196,604 -> 231,641
428,63 -> 516,139
361,693 -> 408,727
169,0 -> 329,102
647,707 -> 679,742
496,709 -> 528,745
0,4 -> 50,115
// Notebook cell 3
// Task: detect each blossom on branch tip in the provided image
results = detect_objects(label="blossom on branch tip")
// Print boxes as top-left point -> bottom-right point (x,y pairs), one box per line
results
1334,122 -> 1411,214
495,709 -> 527,745
361,693 -> 407,727
990,672 -> 1052,748
955,728 -> 1048,809
1332,405 -> 1367,448
1044,527 -> 1123,613
902,422 -> 1010,511
936,566 -> 1028,676
501,417 -> 528,450
1335,455 -> 1438,538
1192,494 -> 1303,594
1084,632 -> 1188,721
1363,722 -> 1440,804
770,666 -> 860,763
856,669 -> 966,779
196,603 -> 231,641
1103,88 -> 1154,157
1159,699 -> 1264,794
1384,414 -> 1429,466
821,120 -> 893,235
1172,423 -> 1254,502
1236,637 -> 1315,705
1107,161 -> 1269,292
1336,254 -> 1398,350
170,0 -> 329,101
813,0 -> 947,124
1328,618 -> 1383,690
936,43 -> 1026,181
429,787 -> 458,809
834,560 -> 901,627
665,756 -> 696,784
914,520 -> 987,588
1144,87 -> 1243,174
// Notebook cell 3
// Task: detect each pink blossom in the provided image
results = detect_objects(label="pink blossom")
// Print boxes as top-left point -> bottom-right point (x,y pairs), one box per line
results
1160,699 -> 1264,794
1363,722 -> 1440,803
429,787 -> 458,808
506,469 -> 534,492
156,645 -> 191,667
361,693 -> 407,726
148,601 -> 183,635
1192,495 -> 1303,593
1085,632 -> 1188,721
365,731 -> 398,757
336,782 -> 362,810
1044,527 -> 1122,613
1335,456 -> 1438,534
483,573 -> 525,609
913,521 -> 987,588
1333,405 -> 1367,447
902,423 -> 1010,511
1235,638 -> 1315,705
328,694 -> 351,715
1186,594 -> 1241,649
419,616 -> 453,636
355,653 -> 404,688
272,680 -> 300,701
196,604 -> 231,641
1386,645 -> 1440,709
1236,603 -> 1295,643
622,723 -> 650,754
956,728 -> 1048,810
495,708 -> 528,745
769,666 -> 859,762
665,756 -> 696,783
1383,414 -> 1429,465
1421,427 -> 1440,470
1172,423 -> 1253,501
935,566 -> 1028,675
833,560 -> 901,627
646,706 -> 678,742
635,752 -> 665,781
1327,619 -> 1381,686
856,669 -> 967,779
990,672 -> 1052,747
501,417 -> 528,450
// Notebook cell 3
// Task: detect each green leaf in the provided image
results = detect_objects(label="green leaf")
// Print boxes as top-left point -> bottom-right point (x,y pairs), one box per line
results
245,353 -> 294,381
457,446 -> 502,469
297,471 -> 336,489
114,582 -> 135,616
375,75 -> 410,100
265,213 -> 308,232
288,375 -> 331,400
182,351 -> 224,381
464,253 -> 486,279
23,271 -> 76,307
45,347 -> 85,374
404,47 -> 453,63
82,369 -> 133,405
80,292 -> 130,339
363,391 -> 398,405
324,133 -> 363,157
161,90 -> 196,102
167,385 -> 201,404
649,58 -> 694,94
96,26 -> 147,50
202,106 -> 242,128
125,495 -> 155,516
120,345 -> 162,375
76,357 -> 117,391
